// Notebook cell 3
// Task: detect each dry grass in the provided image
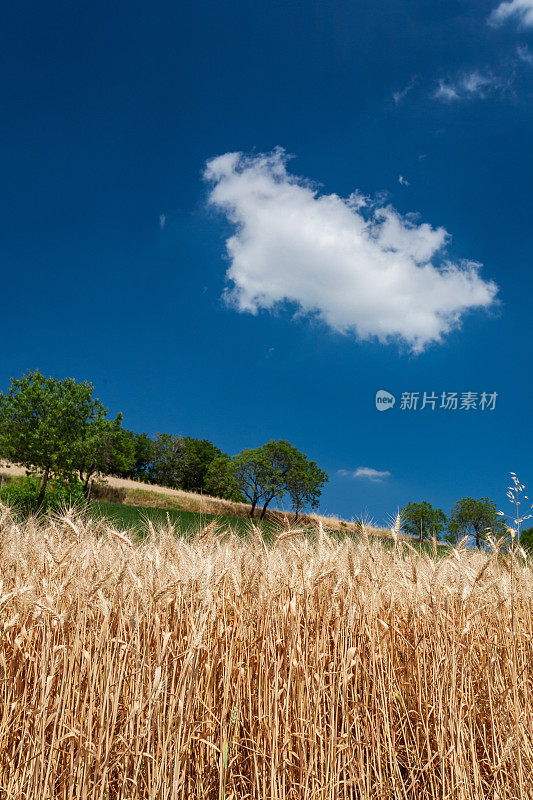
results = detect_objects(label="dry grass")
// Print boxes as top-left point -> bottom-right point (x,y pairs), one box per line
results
0,505 -> 532,799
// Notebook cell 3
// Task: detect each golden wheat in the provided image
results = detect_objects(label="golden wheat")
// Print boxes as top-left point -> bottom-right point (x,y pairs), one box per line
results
0,504 -> 532,799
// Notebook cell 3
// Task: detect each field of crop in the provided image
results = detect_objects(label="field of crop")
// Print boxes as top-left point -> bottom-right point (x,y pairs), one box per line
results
0,504 -> 532,799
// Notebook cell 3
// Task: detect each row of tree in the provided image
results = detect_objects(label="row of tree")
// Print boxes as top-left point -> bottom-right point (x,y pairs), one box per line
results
401,498 -> 509,547
0,370 -> 328,518
116,432 -> 329,519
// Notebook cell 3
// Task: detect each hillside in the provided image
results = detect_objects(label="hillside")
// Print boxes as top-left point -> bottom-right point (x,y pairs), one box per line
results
0,463 -> 390,537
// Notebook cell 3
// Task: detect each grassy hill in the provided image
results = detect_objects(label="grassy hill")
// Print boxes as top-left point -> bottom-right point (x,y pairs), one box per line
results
1,462 -> 390,538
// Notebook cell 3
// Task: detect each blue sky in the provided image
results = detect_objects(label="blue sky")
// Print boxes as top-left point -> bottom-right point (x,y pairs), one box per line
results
1,0 -> 532,523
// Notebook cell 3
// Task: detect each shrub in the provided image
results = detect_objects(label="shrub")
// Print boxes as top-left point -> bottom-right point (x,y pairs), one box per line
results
0,476 -> 84,515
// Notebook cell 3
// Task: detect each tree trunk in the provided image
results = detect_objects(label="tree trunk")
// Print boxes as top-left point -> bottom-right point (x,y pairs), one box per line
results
260,491 -> 278,520
82,471 -> 94,501
249,500 -> 257,519
83,478 -> 94,517
34,465 -> 50,515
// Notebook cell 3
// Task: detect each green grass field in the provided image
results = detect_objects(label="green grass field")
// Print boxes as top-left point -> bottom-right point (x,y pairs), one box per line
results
90,500 -> 280,540
89,501 -> 451,554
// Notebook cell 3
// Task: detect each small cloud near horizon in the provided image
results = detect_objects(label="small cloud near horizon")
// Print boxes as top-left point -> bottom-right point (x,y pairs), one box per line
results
338,467 -> 392,482
398,175 -> 409,186
159,213 -> 166,229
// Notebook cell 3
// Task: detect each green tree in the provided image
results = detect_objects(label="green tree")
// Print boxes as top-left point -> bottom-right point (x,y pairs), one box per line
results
204,455 -> 245,502
149,434 -> 223,491
150,434 -> 185,487
75,414 -> 135,502
285,455 -> 328,521
256,440 -> 296,520
448,497 -> 507,548
232,446 -> 274,518
401,501 -> 447,543
110,430 -> 154,481
121,432 -> 154,481
176,437 -> 224,492
232,440 -> 325,520
0,370 -> 107,513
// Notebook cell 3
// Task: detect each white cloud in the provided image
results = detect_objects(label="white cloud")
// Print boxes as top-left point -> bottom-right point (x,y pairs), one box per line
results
339,467 -> 392,482
489,0 -> 533,27
398,175 -> 409,186
204,149 -> 498,352
517,44 -> 533,64
159,213 -> 166,229
434,71 -> 502,101
392,77 -> 417,105
434,81 -> 460,101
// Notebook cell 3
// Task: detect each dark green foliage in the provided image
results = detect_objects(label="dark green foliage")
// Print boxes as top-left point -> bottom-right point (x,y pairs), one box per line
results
150,434 -> 224,492
75,414 -> 135,500
118,432 -> 154,480
204,455 -> 246,502
0,371 -> 329,519
0,370 -> 105,478
231,440 -> 328,519
447,497 -> 507,548
284,453 -> 328,520
0,370 -> 108,512
148,433 -> 182,487
520,527 -> 533,552
0,369 -> 134,511
230,446 -> 272,518
401,501 -> 447,543
0,476 -> 84,515
176,437 -> 225,491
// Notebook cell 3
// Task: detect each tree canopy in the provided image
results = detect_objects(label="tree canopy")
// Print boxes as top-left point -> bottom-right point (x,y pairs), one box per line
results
401,501 -> 447,543
0,370 -> 112,512
75,414 -> 135,501
448,497 -> 507,548
282,449 -> 328,520
149,434 -> 223,492
221,440 -> 328,519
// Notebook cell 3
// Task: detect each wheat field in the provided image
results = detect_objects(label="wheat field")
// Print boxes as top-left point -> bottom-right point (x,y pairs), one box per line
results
0,505 -> 532,799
